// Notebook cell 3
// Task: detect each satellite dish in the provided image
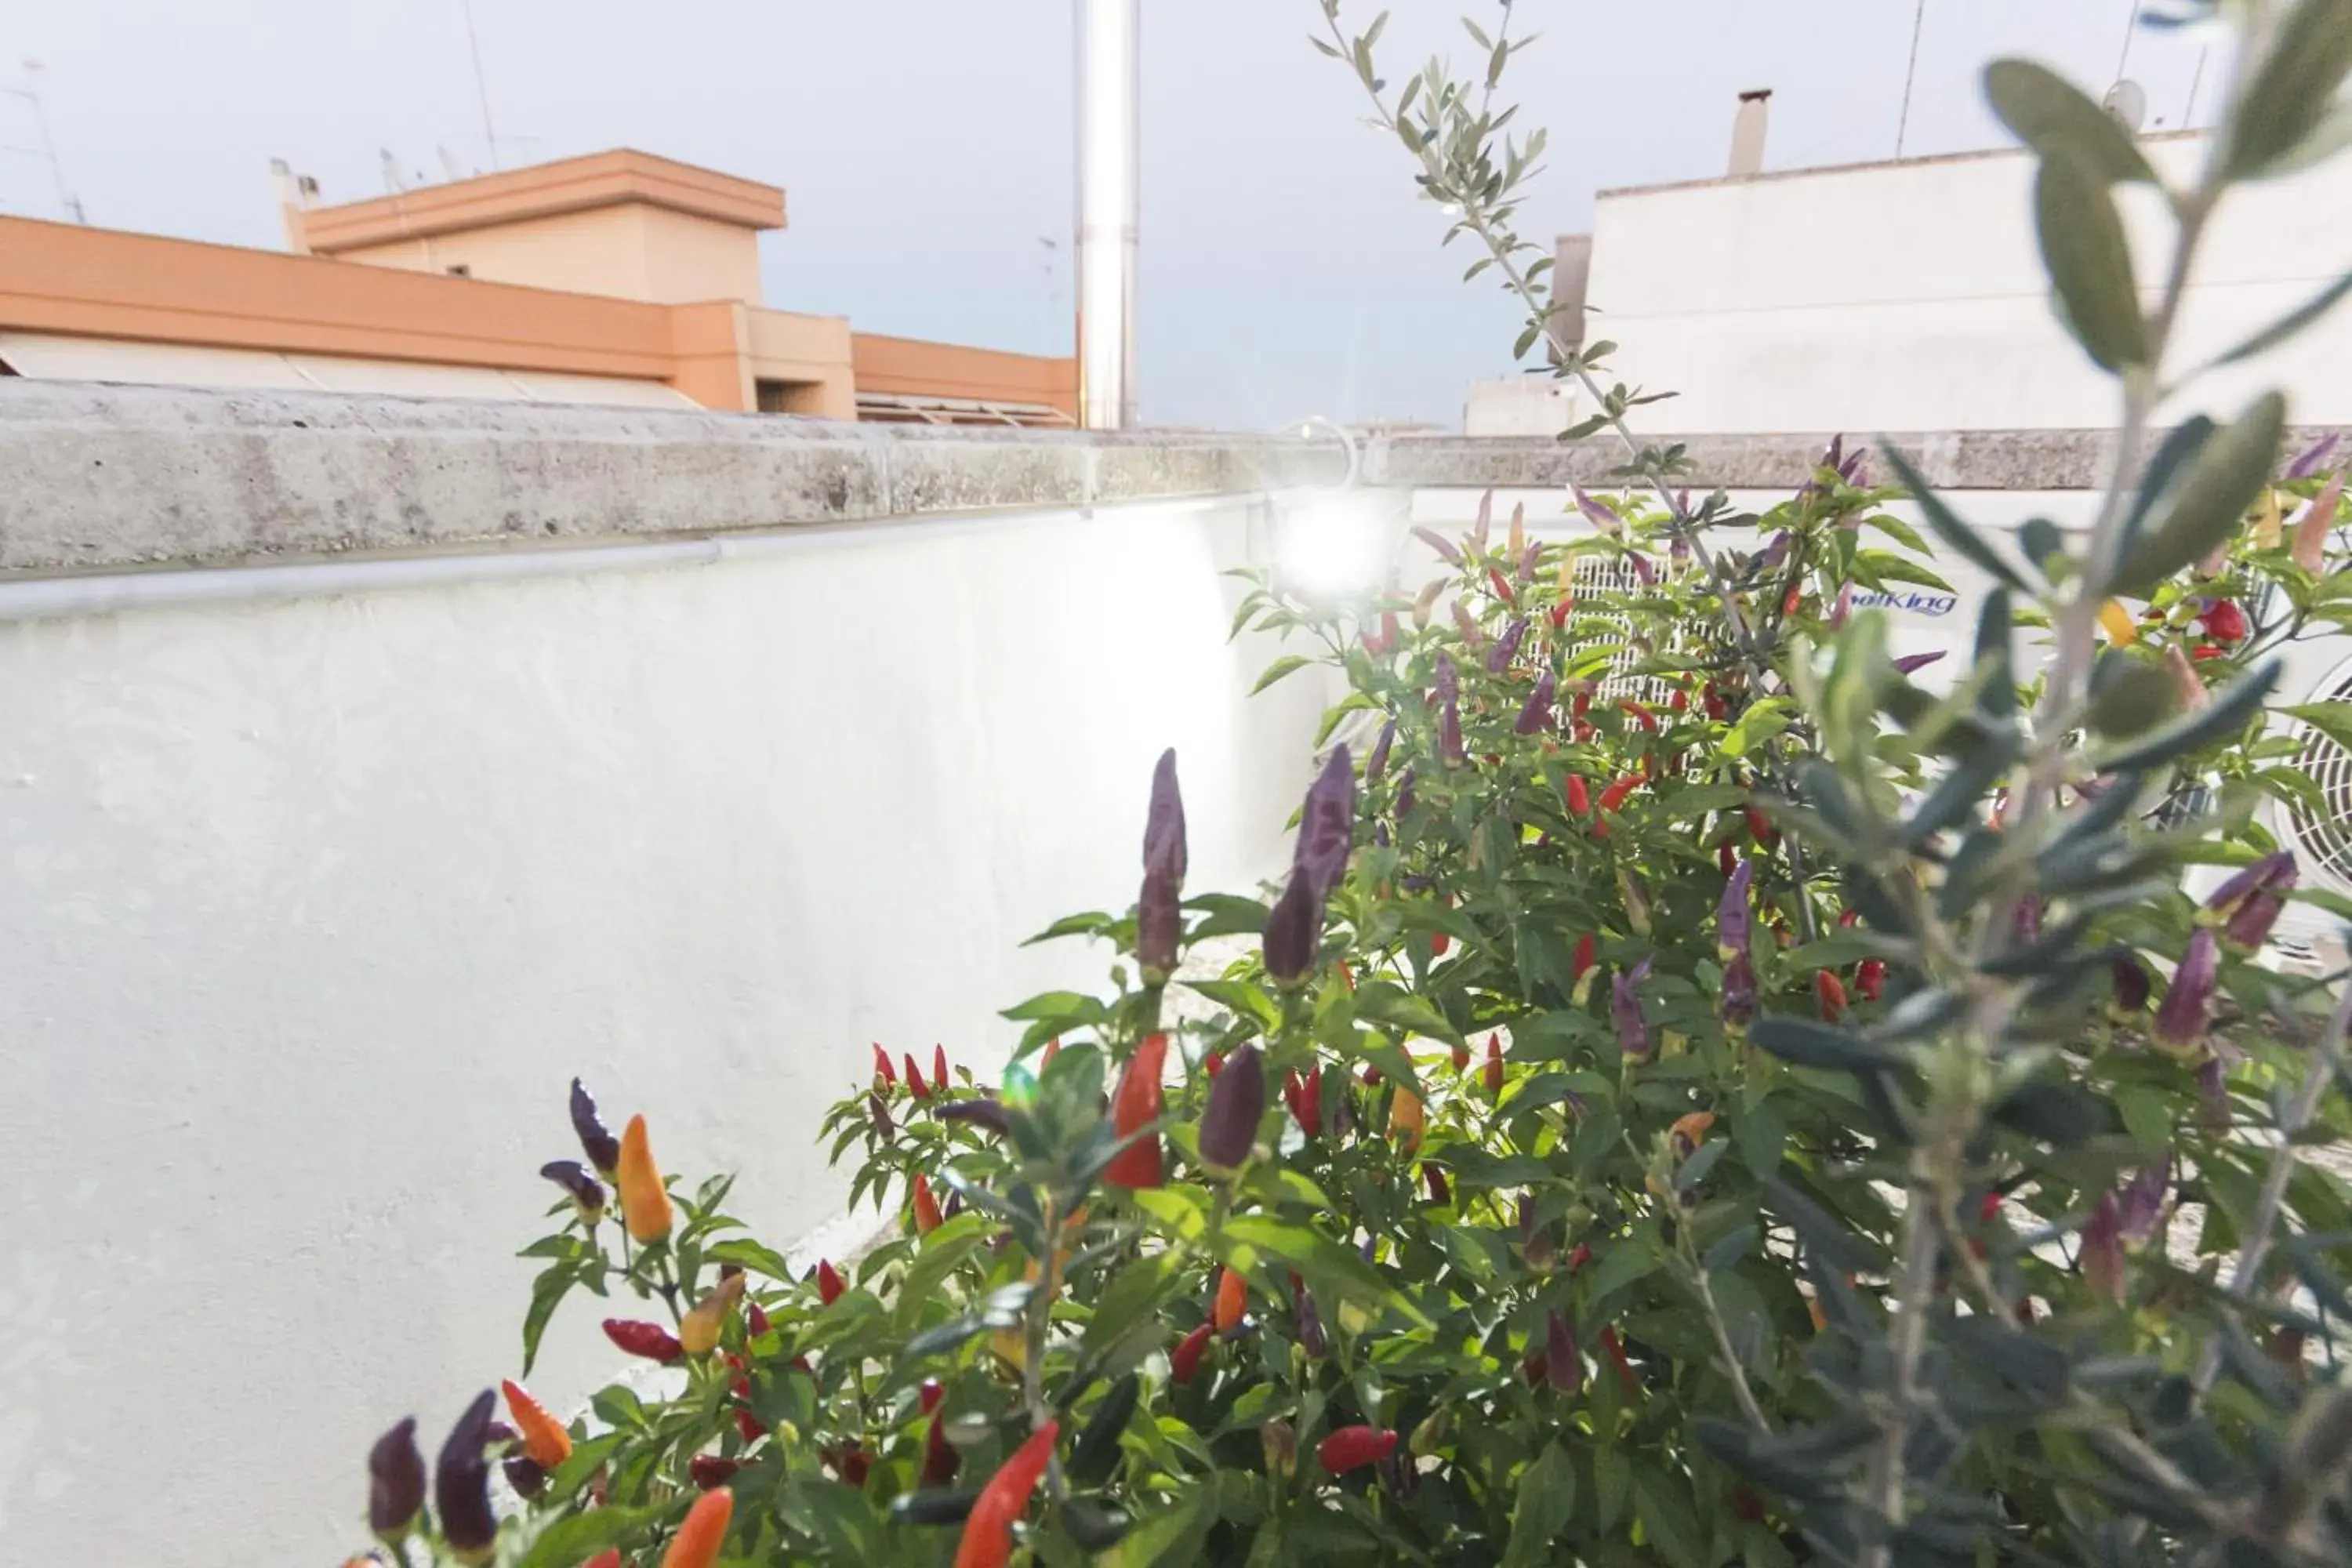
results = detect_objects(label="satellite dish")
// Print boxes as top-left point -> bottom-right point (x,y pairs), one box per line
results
2104,79 -> 2149,134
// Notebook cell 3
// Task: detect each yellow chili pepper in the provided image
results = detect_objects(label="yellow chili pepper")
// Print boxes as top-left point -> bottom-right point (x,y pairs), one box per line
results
2097,600 -> 2138,647
1390,1087 -> 1425,1153
617,1114 -> 673,1244
678,1273 -> 745,1356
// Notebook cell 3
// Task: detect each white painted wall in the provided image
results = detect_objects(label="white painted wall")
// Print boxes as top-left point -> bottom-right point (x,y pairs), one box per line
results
1586,132 -> 2352,434
0,498 -> 1334,1566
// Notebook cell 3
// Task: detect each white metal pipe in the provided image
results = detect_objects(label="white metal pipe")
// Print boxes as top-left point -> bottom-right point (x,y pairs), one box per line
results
0,495 -> 1236,623
1076,0 -> 1141,430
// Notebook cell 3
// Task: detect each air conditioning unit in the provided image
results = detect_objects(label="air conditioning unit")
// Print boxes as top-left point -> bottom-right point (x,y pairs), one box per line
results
2245,632 -> 2352,963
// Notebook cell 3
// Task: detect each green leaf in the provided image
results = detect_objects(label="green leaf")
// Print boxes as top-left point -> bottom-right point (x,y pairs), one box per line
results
1185,891 -> 1273,942
1632,1469 -> 1709,1568
891,1216 -> 989,1333
1501,1443 -> 1579,1568
2034,147 -> 2148,370
1080,1254 -> 1176,1367
1024,910 -> 1113,947
1879,443 -> 2032,592
514,1506 -> 650,1568
2111,393 -> 2288,595
1250,654 -> 1316,695
2284,700 -> 2352,753
2227,0 -> 2352,176
2213,265 -> 2352,365
1183,978 -> 1281,1033
1581,1225 -> 1658,1309
1751,1017 -> 1896,1074
1109,1484 -> 1220,1568
702,1237 -> 797,1282
521,1259 -> 579,1377
1352,981 -> 1463,1046
2092,658 -> 2281,772
1984,59 -> 2157,183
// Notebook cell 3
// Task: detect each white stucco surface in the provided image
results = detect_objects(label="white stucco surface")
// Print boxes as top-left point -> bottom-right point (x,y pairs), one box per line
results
1587,131 -> 2352,434
0,497 -> 1334,1566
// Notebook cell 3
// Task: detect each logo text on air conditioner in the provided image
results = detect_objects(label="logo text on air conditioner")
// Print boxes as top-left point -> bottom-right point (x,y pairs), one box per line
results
1849,589 -> 1958,618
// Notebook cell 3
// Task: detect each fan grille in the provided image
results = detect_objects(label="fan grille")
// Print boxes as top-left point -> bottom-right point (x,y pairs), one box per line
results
2285,672 -> 2352,892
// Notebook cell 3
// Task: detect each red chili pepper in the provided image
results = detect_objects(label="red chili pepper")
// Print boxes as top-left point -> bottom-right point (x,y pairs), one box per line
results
2203,598 -> 2248,644
873,1043 -> 897,1086
1550,598 -> 1571,630
1203,1049 -> 1225,1078
953,1421 -> 1060,1568
583,1553 -> 622,1568
1718,840 -> 1736,876
1316,1425 -> 1398,1474
1105,1033 -> 1169,1189
1814,969 -> 1848,1022
1669,690 -> 1688,713
904,1054 -> 931,1101
912,1174 -> 944,1235
1838,908 -> 1860,930
1572,720 -> 1595,742
922,1410 -> 961,1486
1568,1243 -> 1592,1273
1704,684 -> 1728,720
816,1259 -> 845,1305
1361,1065 -> 1381,1086
747,1301 -> 771,1338
1732,1486 -> 1767,1523
1782,585 -> 1802,617
1571,688 -> 1592,718
1618,699 -> 1658,733
1855,958 -> 1888,1002
1171,1322 -> 1214,1385
1432,929 -> 1450,958
1450,1040 -> 1471,1073
603,1319 -> 684,1364
691,1454 -> 744,1490
1572,934 -> 1597,979
1745,805 -> 1777,846
934,1044 -> 950,1094
2191,642 -> 2227,661
1566,775 -> 1591,815
1488,565 -> 1515,604
1598,775 -> 1641,814
1601,1324 -> 1639,1399
1483,1033 -> 1504,1098
1283,1066 -> 1324,1137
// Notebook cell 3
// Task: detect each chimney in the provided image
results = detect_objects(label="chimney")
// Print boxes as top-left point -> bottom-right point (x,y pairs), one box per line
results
1728,89 -> 1772,177
1545,234 -> 1592,361
270,158 -> 315,254
1076,0 -> 1141,430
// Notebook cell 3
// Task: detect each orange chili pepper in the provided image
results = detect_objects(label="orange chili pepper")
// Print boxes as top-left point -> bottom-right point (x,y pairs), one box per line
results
1105,1033 -> 1169,1189
912,1173 -> 944,1236
499,1379 -> 572,1469
1214,1266 -> 1247,1331
660,1485 -> 734,1568
617,1114 -> 673,1244
1390,1086 -> 1425,1152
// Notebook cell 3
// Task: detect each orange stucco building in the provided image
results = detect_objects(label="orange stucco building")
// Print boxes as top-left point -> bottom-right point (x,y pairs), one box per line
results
0,149 -> 1076,426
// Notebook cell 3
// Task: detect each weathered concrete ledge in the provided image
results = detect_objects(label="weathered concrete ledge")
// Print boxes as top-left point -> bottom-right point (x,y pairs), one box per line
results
0,383 -> 1349,576
1369,426 -> 2350,493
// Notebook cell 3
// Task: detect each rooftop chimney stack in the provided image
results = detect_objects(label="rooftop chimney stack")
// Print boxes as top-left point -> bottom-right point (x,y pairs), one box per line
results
270,158 -> 315,254
1076,0 -> 1141,430
1729,89 -> 1772,178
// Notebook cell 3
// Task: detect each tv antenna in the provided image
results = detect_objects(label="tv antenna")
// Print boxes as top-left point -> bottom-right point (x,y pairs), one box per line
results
2,60 -> 85,223
459,0 -> 502,170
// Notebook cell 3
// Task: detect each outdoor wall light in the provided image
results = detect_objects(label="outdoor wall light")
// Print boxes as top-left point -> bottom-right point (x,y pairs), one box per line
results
1268,417 -> 1409,601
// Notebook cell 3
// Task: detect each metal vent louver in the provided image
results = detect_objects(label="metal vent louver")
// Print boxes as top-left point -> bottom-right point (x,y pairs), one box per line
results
2283,672 -> 2352,896
1570,552 -> 1685,704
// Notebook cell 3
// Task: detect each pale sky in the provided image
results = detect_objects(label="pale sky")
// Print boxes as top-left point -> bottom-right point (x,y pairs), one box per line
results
2,2 -> 2220,427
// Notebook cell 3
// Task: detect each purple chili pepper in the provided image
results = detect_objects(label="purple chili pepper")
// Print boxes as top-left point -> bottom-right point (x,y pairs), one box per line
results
938,1098 -> 1013,1137
1263,876 -> 1321,987
2014,893 -> 2043,947
1441,699 -> 1465,766
1434,653 -> 1460,706
1377,1450 -> 1419,1502
1291,1275 -> 1330,1359
1830,583 -> 1854,631
1757,532 -> 1793,571
368,1417 -> 427,1539
2287,433 -> 2342,481
1572,485 -> 1622,532
434,1391 -> 499,1559
2118,1152 -> 2171,1246
2154,928 -> 2220,1053
2198,1054 -> 2230,1130
1294,745 -> 1357,900
1138,749 -> 1189,982
1367,719 -> 1396,782
1823,434 -> 1846,474
1515,669 -> 1557,735
1894,652 -> 1947,675
1396,768 -> 1417,820
1613,959 -> 1653,1058
538,1160 -> 607,1217
1545,1309 -> 1581,1396
1411,525 -> 1464,564
568,1078 -> 622,1175
1517,540 -> 1541,584
503,1455 -> 547,1501
2111,953 -> 2152,1014
1373,820 -> 1391,850
1717,858 -> 1754,961
2207,851 -> 2297,949
1487,616 -> 1528,674
2082,1193 -> 2125,1304
1199,1044 -> 1266,1169
1669,532 -> 1691,569
1720,950 -> 1759,1030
